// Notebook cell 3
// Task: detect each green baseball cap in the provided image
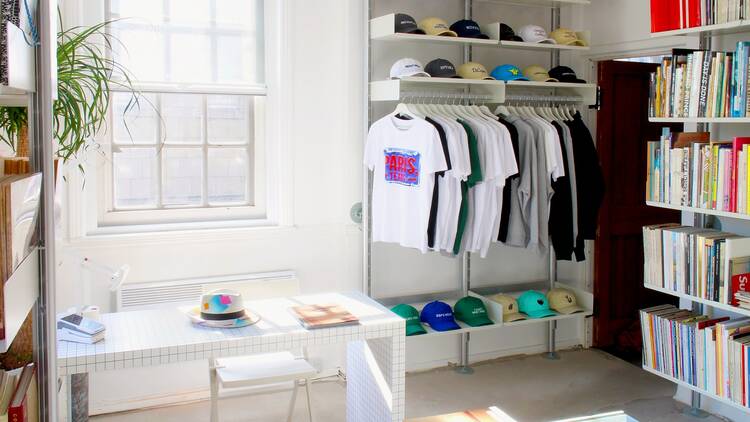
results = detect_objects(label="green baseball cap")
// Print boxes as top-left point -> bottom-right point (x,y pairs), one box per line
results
453,296 -> 494,327
391,304 -> 427,336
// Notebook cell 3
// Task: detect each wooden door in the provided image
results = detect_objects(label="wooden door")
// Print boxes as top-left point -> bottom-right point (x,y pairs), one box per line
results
594,60 -> 680,357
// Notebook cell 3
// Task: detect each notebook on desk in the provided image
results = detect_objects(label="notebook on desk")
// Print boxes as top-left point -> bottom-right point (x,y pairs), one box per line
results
289,304 -> 359,329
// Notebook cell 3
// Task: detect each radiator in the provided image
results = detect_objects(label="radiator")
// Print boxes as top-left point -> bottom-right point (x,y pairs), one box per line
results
115,271 -> 298,311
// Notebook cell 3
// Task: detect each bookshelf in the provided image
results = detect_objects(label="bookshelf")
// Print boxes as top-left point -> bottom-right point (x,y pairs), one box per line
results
643,283 -> 750,318
645,201 -> 750,221
649,117 -> 750,124
651,20 -> 750,38
642,366 -> 750,414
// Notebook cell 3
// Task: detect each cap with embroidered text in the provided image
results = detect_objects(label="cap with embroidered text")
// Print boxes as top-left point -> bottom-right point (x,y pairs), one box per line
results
457,62 -> 495,80
394,13 -> 425,35
523,65 -> 558,82
547,288 -> 585,315
450,19 -> 489,39
548,66 -> 587,83
490,64 -> 529,81
500,23 -> 523,41
453,296 -> 494,327
420,300 -> 461,331
391,304 -> 427,336
550,28 -> 587,46
419,17 -> 458,37
390,58 -> 431,79
518,24 -> 556,44
425,58 -> 461,78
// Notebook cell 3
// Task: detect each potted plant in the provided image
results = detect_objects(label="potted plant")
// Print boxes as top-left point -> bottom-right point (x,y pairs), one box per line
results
0,18 -> 147,167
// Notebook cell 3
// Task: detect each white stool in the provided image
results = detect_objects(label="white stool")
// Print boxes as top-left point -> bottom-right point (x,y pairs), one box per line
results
209,351 -> 316,422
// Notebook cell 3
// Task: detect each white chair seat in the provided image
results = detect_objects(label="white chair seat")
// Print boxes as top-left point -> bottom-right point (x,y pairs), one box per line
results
215,352 -> 317,389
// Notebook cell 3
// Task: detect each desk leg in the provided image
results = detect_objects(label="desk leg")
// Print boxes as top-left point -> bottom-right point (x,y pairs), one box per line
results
346,335 -> 405,422
68,373 -> 89,422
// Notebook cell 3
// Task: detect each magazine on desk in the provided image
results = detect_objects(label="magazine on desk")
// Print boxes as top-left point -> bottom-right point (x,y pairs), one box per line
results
289,304 -> 359,329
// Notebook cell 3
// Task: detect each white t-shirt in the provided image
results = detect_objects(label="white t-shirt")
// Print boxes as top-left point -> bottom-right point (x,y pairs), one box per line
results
364,114 -> 448,253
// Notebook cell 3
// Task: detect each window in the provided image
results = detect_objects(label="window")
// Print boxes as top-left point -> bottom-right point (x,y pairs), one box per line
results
98,0 -> 270,229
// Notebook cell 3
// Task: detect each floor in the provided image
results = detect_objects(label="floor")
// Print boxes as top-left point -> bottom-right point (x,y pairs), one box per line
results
91,349 -> 730,422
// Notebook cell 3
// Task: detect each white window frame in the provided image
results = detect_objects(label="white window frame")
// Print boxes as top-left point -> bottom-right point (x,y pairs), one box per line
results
62,0 -> 292,239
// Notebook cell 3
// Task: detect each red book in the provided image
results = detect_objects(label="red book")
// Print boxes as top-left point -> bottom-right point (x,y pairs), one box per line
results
732,137 -> 750,212
8,363 -> 34,422
686,0 -> 701,27
651,0 -> 683,33
697,316 -> 731,329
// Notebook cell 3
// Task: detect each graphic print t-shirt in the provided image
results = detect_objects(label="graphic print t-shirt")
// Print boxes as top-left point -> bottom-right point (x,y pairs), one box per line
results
365,114 -> 448,253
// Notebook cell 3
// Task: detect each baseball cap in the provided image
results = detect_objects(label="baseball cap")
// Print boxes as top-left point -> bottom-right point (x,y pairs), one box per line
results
549,66 -> 587,83
490,64 -> 529,81
547,288 -> 585,315
390,58 -> 431,79
419,17 -> 458,37
550,28 -> 587,46
500,23 -> 523,41
453,296 -> 494,327
489,294 -> 527,322
450,19 -> 489,39
425,58 -> 461,78
518,290 -> 557,319
394,13 -> 425,35
457,62 -> 495,80
523,65 -> 558,82
518,24 -> 556,44
420,300 -> 461,331
391,304 -> 427,336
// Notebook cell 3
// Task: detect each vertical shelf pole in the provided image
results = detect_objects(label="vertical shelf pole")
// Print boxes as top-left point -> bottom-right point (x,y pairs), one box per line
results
364,0 -> 373,297
456,0 -> 475,375
545,4 -> 562,361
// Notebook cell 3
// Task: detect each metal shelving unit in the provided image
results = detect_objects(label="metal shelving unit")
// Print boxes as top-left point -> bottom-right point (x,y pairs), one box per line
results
364,0 -> 594,373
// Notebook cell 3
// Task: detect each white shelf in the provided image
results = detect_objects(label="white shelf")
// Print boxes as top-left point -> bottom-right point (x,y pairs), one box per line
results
0,248 -> 39,353
370,77 -> 506,102
370,15 -> 497,46
643,283 -> 750,317
642,366 -> 750,414
0,22 -> 36,96
645,201 -> 750,221
505,80 -> 598,105
651,20 -> 750,38
497,40 -> 589,51
648,117 -> 750,123
477,0 -> 590,6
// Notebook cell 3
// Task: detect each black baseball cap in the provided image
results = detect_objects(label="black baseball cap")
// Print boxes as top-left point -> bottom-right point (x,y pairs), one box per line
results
549,66 -> 586,83
425,58 -> 461,78
450,19 -> 489,39
500,23 -> 523,41
394,13 -> 425,34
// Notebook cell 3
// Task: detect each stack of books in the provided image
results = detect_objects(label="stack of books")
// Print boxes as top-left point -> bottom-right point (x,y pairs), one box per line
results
289,304 -> 359,330
640,305 -> 750,407
736,291 -> 750,309
645,129 -> 750,214
0,363 -> 36,421
651,0 -> 750,33
642,224 -> 750,304
0,174 -> 41,341
648,44 -> 750,118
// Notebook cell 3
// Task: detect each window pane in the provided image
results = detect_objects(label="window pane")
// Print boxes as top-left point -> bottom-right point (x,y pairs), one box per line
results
163,94 -> 203,144
162,148 -> 203,206
167,0 -> 211,28
113,148 -> 158,208
110,0 -> 164,22
113,93 -> 158,145
169,33 -> 212,83
215,0 -> 261,28
111,29 -> 165,83
207,95 -> 250,145
208,148 -> 248,205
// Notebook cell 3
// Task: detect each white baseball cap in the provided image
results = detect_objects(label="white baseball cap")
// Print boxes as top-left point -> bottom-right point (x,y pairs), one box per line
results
390,58 -> 431,79
518,24 -> 556,44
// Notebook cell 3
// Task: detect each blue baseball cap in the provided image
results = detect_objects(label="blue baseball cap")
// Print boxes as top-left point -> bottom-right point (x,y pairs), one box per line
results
518,291 -> 557,319
490,64 -> 529,81
450,19 -> 489,39
420,301 -> 461,331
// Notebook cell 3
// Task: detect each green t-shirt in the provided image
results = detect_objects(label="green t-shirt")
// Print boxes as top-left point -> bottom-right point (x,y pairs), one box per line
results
453,120 -> 483,254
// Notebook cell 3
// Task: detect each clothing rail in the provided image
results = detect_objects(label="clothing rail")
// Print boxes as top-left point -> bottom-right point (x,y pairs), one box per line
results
400,91 -> 495,103
505,94 -> 583,103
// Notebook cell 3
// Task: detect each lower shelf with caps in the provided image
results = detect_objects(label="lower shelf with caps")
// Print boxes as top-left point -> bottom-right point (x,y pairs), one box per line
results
375,281 -> 593,338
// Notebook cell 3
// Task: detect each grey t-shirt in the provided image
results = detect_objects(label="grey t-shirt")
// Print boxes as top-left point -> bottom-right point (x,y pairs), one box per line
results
502,115 -> 536,248
558,121 -> 578,242
522,116 -> 554,250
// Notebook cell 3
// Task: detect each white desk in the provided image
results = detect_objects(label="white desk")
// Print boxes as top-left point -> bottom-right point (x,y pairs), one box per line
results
57,291 -> 406,422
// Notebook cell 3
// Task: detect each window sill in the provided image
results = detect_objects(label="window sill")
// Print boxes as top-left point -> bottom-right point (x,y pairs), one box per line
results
65,219 -> 297,248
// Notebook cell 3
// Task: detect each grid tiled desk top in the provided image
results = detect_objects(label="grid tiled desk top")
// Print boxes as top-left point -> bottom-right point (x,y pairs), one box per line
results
57,291 -> 404,375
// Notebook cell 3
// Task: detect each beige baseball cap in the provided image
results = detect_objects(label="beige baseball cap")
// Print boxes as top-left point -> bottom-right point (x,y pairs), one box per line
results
523,65 -> 558,82
489,294 -> 527,322
419,17 -> 458,37
550,28 -> 587,46
457,62 -> 495,80
547,288 -> 585,315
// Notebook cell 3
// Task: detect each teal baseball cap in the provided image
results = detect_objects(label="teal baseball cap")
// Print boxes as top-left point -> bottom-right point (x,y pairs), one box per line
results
391,304 -> 427,336
518,290 -> 557,319
490,64 -> 529,81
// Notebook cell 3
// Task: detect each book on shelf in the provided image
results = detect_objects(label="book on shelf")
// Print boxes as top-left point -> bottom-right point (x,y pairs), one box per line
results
642,223 -> 750,304
640,305 -> 750,407
7,363 -> 36,422
651,0 -> 750,33
289,304 -> 359,329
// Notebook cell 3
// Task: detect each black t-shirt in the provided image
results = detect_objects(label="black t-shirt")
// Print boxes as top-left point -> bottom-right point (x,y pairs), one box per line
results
425,117 -> 452,249
549,121 -> 574,261
497,117 -> 520,242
